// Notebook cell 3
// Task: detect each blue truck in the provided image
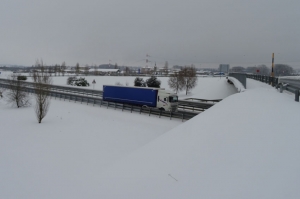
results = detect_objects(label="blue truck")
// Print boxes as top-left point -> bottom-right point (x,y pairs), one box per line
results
103,85 -> 178,112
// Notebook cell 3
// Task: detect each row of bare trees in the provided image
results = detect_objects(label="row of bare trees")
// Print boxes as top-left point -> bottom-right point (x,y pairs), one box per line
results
30,61 -> 67,77
168,65 -> 197,95
5,59 -> 52,123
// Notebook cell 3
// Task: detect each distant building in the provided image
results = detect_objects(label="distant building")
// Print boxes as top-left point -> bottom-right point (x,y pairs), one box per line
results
219,64 -> 230,73
141,67 -> 152,74
173,65 -> 183,70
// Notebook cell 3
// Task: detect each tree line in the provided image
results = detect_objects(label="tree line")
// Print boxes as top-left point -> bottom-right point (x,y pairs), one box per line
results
134,65 -> 197,95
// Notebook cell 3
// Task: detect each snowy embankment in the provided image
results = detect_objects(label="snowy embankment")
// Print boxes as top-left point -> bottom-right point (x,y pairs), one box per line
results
2,72 -> 297,198
94,79 -> 300,199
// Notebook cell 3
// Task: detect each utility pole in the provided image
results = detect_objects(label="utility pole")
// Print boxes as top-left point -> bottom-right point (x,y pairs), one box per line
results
271,53 -> 275,86
271,53 -> 274,77
146,54 -> 151,74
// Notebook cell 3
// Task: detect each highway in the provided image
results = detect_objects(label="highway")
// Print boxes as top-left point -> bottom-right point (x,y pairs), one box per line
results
0,78 -> 218,120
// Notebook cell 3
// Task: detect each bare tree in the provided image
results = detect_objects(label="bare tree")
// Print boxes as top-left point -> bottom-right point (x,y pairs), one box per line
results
33,63 -> 52,123
6,74 -> 30,108
168,71 -> 184,93
246,65 -> 271,76
231,66 -> 245,73
54,64 -> 58,76
125,67 -> 131,76
274,64 -> 294,76
164,61 -> 169,76
57,64 -> 62,76
61,61 -> 66,76
94,65 -> 98,76
32,59 -> 47,81
84,65 -> 89,76
48,66 -> 53,76
180,65 -> 197,95
75,63 -> 80,75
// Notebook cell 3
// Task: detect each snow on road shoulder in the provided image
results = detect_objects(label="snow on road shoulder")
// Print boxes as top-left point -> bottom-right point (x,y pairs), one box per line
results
95,86 -> 300,199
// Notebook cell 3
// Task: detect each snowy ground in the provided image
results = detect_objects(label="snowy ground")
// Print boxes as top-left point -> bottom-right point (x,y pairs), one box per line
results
1,72 -> 299,198
0,71 -> 237,100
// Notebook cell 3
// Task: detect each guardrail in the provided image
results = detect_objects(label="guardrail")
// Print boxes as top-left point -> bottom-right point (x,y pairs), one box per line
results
0,81 -> 200,121
243,74 -> 299,102
246,74 -> 278,86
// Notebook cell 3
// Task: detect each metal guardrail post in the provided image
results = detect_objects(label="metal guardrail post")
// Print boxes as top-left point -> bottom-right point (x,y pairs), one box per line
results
280,84 -> 283,93
295,90 -> 299,102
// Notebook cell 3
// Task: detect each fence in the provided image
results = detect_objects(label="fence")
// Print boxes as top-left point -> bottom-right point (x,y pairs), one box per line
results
245,74 -> 299,102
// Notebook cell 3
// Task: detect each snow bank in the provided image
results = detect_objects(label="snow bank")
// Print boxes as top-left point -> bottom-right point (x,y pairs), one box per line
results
3,75 -> 277,199
96,85 -> 300,199
228,76 -> 246,92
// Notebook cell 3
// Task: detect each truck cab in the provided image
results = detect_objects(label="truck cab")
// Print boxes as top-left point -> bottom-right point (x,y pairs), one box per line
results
156,90 -> 178,112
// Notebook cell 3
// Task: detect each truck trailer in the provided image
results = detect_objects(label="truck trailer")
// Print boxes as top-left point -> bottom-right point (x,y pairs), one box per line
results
103,85 -> 178,112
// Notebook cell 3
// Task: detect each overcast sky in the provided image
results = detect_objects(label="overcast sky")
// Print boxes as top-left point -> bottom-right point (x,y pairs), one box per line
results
1,0 -> 300,68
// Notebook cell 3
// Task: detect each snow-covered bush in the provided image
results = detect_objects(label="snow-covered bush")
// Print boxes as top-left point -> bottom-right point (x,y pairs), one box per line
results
146,76 -> 161,88
67,76 -> 77,85
134,77 -> 146,87
67,77 -> 90,87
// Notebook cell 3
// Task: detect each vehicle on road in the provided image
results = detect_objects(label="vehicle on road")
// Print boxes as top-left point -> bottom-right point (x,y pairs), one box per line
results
103,85 -> 178,112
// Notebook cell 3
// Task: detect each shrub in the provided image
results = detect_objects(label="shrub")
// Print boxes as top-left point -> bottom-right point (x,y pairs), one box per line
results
67,77 -> 90,86
146,76 -> 161,88
74,77 -> 90,86
17,76 -> 27,81
67,76 -> 77,85
134,77 -> 146,87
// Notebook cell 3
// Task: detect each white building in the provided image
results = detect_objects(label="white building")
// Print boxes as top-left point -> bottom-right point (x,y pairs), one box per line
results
219,64 -> 230,73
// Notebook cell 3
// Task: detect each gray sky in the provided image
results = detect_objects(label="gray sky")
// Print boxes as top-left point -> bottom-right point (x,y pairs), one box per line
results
1,0 -> 300,68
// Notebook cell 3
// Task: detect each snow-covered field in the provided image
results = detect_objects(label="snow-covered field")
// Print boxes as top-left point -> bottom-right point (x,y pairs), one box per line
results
1,71 -> 299,199
0,71 -> 237,100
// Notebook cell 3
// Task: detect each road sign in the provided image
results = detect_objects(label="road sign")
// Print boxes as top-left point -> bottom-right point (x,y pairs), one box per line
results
92,79 -> 96,89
